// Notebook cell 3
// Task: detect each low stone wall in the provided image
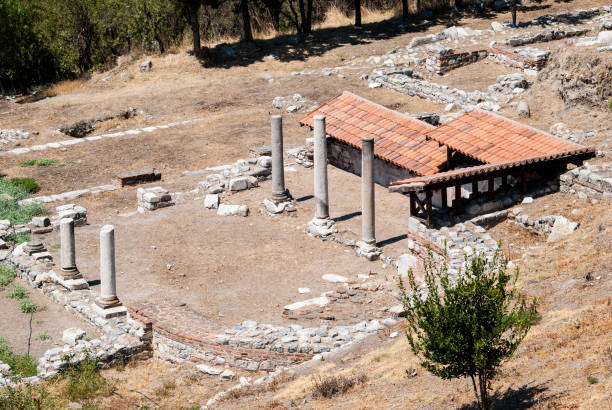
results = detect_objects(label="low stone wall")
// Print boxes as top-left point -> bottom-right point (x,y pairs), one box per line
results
506,28 -> 589,47
425,46 -> 488,75
488,44 -> 551,71
2,243 -> 151,383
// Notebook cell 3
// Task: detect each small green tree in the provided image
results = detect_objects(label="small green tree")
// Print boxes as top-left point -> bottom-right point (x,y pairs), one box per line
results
399,247 -> 538,409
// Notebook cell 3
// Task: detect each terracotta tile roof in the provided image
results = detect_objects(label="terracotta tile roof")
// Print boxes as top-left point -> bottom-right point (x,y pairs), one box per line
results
389,148 -> 596,190
299,91 -> 447,176
426,109 -> 588,164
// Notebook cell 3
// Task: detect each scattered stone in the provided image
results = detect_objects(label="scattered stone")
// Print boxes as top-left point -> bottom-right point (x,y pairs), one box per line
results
220,370 -> 235,381
217,204 -> 249,217
197,364 -> 223,375
62,328 -> 86,345
517,101 -> 530,118
521,196 -> 533,204
547,216 -> 579,242
204,194 -> 220,209
140,60 -> 152,73
137,187 -> 173,212
322,274 -> 348,283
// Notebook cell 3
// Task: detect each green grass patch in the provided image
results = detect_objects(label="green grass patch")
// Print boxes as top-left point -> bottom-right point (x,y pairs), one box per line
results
587,376 -> 599,384
8,178 -> 39,194
38,331 -> 50,341
6,231 -> 32,245
0,177 -> 47,225
609,98 -> 612,111
19,299 -> 38,313
8,284 -> 27,300
0,337 -> 37,377
20,159 -> 66,167
0,265 -> 16,287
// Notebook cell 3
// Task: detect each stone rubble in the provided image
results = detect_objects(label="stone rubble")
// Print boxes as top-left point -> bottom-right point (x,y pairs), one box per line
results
137,187 -> 174,212
272,94 -> 318,113
560,162 -> 612,200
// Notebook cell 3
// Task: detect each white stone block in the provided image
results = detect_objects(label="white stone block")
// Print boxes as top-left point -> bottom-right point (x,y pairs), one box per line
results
204,194 -> 220,209
397,254 -> 418,277
217,204 -> 249,217
228,177 -> 249,191
62,328 -> 86,345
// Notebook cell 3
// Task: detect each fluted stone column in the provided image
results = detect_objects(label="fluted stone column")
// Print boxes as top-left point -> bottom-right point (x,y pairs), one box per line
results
60,218 -> 82,280
361,136 -> 376,245
271,115 -> 289,203
95,225 -> 123,314
313,114 -> 329,220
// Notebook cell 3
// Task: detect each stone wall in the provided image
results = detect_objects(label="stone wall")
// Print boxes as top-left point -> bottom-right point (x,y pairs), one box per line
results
425,46 -> 489,75
488,44 -> 551,71
327,139 -> 416,187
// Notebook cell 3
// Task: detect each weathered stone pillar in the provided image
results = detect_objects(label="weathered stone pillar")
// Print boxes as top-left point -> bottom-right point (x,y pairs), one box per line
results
361,136 -> 376,245
356,136 -> 381,260
60,218 -> 82,280
313,115 -> 329,219
271,115 -> 289,203
94,225 -> 126,317
307,115 -> 336,237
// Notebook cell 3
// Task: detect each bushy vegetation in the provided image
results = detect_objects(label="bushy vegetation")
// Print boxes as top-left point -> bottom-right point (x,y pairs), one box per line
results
1,0 -> 460,92
312,373 -> 367,398
0,177 -> 46,225
0,264 -> 16,287
19,299 -> 39,314
0,381 -> 54,409
0,337 -> 37,377
8,284 -> 27,300
61,357 -> 115,401
6,232 -> 32,245
399,248 -> 539,409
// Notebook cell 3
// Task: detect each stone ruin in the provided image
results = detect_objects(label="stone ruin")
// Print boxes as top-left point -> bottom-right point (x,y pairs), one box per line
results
137,186 -> 174,212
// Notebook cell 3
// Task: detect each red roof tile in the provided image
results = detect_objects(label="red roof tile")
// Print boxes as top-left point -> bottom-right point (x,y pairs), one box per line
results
298,92 -> 446,176
426,110 -> 587,164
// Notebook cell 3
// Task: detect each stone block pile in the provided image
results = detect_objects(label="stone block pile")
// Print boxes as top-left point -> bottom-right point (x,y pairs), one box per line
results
508,209 -> 579,242
54,204 -> 87,228
560,163 -> 612,200
194,156 -> 272,195
0,129 -> 30,147
137,187 -> 174,212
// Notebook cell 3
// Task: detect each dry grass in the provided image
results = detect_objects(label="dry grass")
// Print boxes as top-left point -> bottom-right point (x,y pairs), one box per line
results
45,79 -> 86,97
315,5 -> 398,30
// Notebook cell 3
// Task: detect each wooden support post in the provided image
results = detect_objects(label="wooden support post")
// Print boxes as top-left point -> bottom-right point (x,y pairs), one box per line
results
425,190 -> 432,228
521,170 -> 528,194
446,148 -> 453,169
409,192 -> 417,216
472,181 -> 479,196
488,177 -> 495,200
454,184 -> 462,215
441,187 -> 448,209
502,175 -> 508,186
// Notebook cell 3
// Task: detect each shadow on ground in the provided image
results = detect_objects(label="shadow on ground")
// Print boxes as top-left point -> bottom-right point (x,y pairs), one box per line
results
199,8 -> 500,69
459,382 -> 551,409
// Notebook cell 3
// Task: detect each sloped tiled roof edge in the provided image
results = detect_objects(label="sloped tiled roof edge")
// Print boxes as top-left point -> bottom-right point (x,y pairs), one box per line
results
389,147 -> 596,189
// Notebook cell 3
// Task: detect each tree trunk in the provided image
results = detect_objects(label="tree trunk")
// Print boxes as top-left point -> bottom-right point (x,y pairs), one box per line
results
354,0 -> 361,27
402,0 -> 409,20
188,4 -> 201,55
298,0 -> 306,33
512,1 -> 518,27
478,373 -> 489,410
240,0 -> 253,41
416,0 -> 422,14
288,0 -> 301,33
305,0 -> 313,35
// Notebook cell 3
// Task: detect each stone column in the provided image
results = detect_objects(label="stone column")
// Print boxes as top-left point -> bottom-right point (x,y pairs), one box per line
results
95,225 -> 122,310
60,218 -> 82,280
271,115 -> 289,203
313,114 -> 329,220
361,136 -> 376,245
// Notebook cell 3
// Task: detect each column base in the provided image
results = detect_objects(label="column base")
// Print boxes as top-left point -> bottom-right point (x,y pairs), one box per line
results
50,270 -> 89,291
356,240 -> 382,261
95,296 -> 123,310
59,267 -> 83,281
92,303 -> 127,319
307,217 -> 337,238
271,190 -> 291,204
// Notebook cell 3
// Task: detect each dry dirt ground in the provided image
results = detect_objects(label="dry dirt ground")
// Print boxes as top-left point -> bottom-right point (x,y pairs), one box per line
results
1,0 -> 611,408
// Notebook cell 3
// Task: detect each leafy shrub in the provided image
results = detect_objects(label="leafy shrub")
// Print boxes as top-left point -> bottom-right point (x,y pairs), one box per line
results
0,337 -> 37,377
587,376 -> 598,384
20,299 -> 38,313
0,264 -> 16,287
20,159 -> 37,167
0,382 -> 54,409
9,178 -> 39,194
8,284 -> 27,299
38,331 -> 51,341
399,248 -> 539,409
312,373 -> 367,398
